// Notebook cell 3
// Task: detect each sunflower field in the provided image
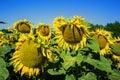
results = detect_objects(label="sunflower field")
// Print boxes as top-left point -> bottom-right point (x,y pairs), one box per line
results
0,16 -> 120,80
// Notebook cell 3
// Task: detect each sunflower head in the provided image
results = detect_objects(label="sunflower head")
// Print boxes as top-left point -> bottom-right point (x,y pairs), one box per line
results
36,23 -> 51,41
113,55 -> 120,69
112,37 -> 120,55
90,29 -> 113,55
53,16 -> 89,51
10,35 -> 47,77
0,31 -> 4,38
14,19 -> 33,34
112,37 -> 120,69
8,27 -> 13,32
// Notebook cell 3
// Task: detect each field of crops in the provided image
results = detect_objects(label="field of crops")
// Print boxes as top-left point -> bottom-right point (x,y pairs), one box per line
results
0,16 -> 120,80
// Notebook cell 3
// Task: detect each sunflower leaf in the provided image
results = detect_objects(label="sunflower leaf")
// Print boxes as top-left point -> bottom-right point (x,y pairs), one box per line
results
0,58 -> 6,68
0,68 -> 9,80
78,72 -> 97,80
0,45 -> 11,57
87,37 -> 100,52
65,74 -> 75,80
60,51 -> 84,70
108,69 -> 120,80
84,55 -> 112,72
47,68 -> 66,75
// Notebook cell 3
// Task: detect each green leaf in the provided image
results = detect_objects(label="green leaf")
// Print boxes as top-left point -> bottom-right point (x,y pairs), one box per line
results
0,68 -> 9,80
108,69 -> 120,80
87,38 -> 100,52
0,76 -> 5,80
110,45 -> 120,56
85,55 -> 112,72
78,72 -> 97,80
65,74 -> 75,80
0,45 -> 11,57
0,58 -> 6,68
47,68 -> 66,75
10,44 -> 15,49
60,51 -> 84,70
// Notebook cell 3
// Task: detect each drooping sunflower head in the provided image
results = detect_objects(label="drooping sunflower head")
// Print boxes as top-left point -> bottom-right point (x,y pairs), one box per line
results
90,28 -> 113,55
53,16 -> 89,51
10,35 -> 47,77
112,37 -> 120,68
14,19 -> 33,34
112,37 -> 120,56
112,54 -> 120,69
36,23 -> 51,41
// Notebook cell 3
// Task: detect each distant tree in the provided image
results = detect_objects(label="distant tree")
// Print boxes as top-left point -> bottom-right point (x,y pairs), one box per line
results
90,24 -> 105,31
105,21 -> 120,37
0,21 -> 7,24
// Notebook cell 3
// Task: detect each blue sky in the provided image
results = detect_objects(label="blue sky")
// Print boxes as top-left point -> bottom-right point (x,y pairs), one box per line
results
0,0 -> 120,29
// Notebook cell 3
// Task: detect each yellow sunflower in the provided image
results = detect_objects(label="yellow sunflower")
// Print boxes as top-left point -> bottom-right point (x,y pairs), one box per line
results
0,31 -> 4,39
10,35 -> 48,77
8,27 -> 13,32
36,23 -> 51,41
113,55 -> 120,69
53,16 -> 89,51
112,37 -> 120,69
90,28 -> 113,55
14,19 -> 33,34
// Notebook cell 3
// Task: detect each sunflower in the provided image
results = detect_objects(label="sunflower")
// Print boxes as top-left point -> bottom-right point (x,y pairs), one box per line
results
10,35 -> 48,77
36,23 -> 51,41
90,29 -> 113,55
14,19 -> 33,34
8,27 -> 13,32
0,31 -> 4,39
53,16 -> 89,51
113,55 -> 120,69
112,37 -> 120,69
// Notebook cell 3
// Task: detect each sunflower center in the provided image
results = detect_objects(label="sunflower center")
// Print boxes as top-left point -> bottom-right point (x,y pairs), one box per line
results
63,25 -> 82,43
20,40 -> 43,68
18,23 -> 31,33
93,35 -> 107,49
39,26 -> 49,36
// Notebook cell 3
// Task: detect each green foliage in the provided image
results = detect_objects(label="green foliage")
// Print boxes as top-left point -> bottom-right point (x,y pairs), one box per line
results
105,21 -> 120,37
87,37 -> 100,52
0,19 -> 120,80
78,72 -> 97,80
47,68 -> 66,75
108,69 -> 120,80
0,45 -> 11,57
84,55 -> 112,73
65,74 -> 75,80
60,50 -> 84,70
0,58 -> 9,80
